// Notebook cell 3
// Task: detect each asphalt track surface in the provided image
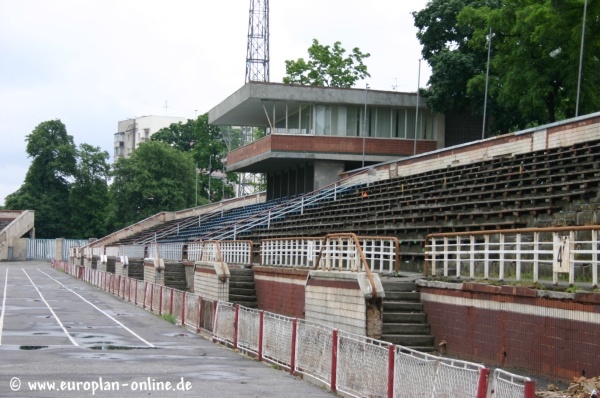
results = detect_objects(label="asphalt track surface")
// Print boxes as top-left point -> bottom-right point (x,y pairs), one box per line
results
0,261 -> 334,398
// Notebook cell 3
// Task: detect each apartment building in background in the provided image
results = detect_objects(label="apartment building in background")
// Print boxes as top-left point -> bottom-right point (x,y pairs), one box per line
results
114,115 -> 187,162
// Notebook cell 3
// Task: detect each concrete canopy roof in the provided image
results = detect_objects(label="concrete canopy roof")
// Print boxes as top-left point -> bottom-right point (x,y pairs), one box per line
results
208,82 -> 427,127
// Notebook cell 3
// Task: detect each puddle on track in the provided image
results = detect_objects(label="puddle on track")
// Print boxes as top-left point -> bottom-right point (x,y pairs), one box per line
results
19,346 -> 49,350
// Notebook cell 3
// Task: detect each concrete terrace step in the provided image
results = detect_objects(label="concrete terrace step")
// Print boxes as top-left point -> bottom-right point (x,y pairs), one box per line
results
382,313 -> 427,324
382,334 -> 435,347
382,323 -> 430,335
228,275 -> 255,283
229,287 -> 256,296
229,294 -> 257,303
383,302 -> 423,312
229,281 -> 256,289
380,282 -> 419,292
383,291 -> 421,301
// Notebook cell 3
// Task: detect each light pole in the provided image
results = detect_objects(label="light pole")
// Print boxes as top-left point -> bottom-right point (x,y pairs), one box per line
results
362,83 -> 369,168
482,26 -> 492,139
413,59 -> 421,156
576,0 -> 588,117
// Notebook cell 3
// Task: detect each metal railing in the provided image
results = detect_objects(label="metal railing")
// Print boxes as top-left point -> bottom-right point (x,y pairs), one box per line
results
55,260 -> 529,398
261,235 -> 399,274
426,226 -> 600,287
194,169 -> 368,242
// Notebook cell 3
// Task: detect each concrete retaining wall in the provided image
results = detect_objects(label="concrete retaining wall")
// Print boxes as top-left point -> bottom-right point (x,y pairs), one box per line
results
193,261 -> 229,301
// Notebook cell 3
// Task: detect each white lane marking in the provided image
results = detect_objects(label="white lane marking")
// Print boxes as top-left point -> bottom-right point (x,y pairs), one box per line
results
38,269 -> 155,348
22,269 -> 79,346
0,269 -> 8,345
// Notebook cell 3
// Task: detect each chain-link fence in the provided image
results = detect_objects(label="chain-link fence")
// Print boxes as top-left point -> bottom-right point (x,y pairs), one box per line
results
237,306 -> 261,355
296,320 -> 333,386
493,369 -> 535,398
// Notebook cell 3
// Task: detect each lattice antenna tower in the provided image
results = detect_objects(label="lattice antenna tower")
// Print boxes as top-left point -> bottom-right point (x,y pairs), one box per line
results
245,0 -> 270,83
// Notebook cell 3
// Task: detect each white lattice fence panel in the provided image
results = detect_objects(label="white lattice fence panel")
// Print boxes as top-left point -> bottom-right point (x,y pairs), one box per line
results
296,320 -> 333,385
318,237 -> 363,272
358,238 -> 397,273
120,245 -> 146,258
187,243 -> 204,262
220,241 -> 252,265
261,238 -> 323,267
105,246 -> 120,257
201,242 -> 219,262
337,331 -> 389,398
238,306 -> 261,354
262,313 -> 294,369
214,301 -> 236,345
148,244 -> 184,261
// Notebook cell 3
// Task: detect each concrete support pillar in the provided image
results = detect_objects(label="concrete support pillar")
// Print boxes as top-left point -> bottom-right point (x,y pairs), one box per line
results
55,238 -> 64,261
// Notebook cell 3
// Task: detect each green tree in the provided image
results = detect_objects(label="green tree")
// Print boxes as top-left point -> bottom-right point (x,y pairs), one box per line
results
69,144 -> 110,239
4,120 -> 76,238
459,0 -> 600,123
192,114 -> 236,203
150,119 -> 196,152
283,39 -> 370,88
151,113 -> 238,203
413,0 -> 526,133
107,141 -> 196,230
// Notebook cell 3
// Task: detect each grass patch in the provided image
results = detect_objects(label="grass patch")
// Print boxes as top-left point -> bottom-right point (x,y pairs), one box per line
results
160,313 -> 176,324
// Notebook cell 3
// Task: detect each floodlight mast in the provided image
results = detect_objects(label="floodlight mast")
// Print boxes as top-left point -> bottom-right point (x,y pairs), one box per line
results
245,0 -> 270,83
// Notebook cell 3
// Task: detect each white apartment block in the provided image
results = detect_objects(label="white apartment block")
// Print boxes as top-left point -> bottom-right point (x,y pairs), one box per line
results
114,115 -> 188,162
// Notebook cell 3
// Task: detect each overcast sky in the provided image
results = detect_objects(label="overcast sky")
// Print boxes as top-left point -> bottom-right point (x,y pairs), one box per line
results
0,0 -> 431,206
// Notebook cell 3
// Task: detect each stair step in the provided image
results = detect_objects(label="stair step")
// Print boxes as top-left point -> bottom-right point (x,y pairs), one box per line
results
229,268 -> 254,276
229,275 -> 255,283
384,291 -> 421,301
380,282 -> 418,292
382,323 -> 430,335
229,281 -> 256,289
229,294 -> 257,302
382,334 -> 434,346
383,313 -> 427,324
230,301 -> 258,309
229,287 -> 256,296
383,302 -> 423,312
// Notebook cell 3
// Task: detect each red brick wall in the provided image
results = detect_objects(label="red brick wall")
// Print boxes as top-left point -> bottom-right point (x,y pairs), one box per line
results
227,135 -> 437,167
253,266 -> 308,319
421,286 -> 600,381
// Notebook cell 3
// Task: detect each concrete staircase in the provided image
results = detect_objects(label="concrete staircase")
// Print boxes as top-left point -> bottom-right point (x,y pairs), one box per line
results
127,260 -> 144,280
381,279 -> 436,352
164,263 -> 188,291
228,268 -> 257,308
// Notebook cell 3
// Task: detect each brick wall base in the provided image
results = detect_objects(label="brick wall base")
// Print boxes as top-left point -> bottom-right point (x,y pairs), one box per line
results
419,282 -> 600,381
